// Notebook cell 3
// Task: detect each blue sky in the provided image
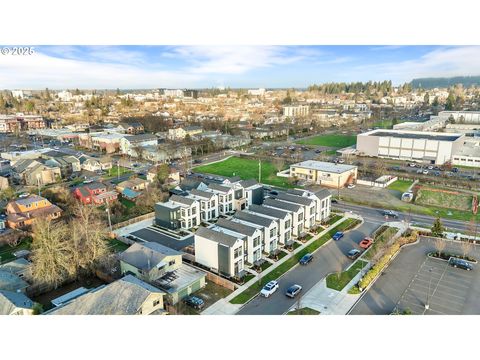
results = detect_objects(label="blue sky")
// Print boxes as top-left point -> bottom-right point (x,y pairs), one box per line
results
1,45 -> 480,89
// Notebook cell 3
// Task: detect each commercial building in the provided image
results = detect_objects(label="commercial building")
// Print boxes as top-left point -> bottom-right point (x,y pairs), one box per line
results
356,129 -> 465,165
283,105 -> 310,117
289,160 -> 357,188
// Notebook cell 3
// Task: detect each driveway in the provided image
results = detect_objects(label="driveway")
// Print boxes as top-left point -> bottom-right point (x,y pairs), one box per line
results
349,238 -> 480,315
237,221 -> 379,315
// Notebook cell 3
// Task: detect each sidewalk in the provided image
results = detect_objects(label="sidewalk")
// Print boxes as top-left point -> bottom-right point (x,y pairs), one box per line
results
287,261 -> 370,315
286,221 -> 408,315
202,212 -> 358,315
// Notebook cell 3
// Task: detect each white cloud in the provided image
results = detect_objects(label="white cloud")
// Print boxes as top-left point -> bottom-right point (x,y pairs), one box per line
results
354,46 -> 480,83
0,51 -> 202,89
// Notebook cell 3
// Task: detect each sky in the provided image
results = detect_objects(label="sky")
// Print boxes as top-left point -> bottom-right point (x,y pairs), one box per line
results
1,45 -> 480,89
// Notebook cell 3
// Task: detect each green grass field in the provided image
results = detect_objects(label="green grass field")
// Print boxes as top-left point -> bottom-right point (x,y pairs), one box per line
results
296,134 -> 356,148
105,166 -> 132,179
387,179 -> 413,193
194,157 -> 293,188
416,188 -> 473,211
326,260 -> 368,291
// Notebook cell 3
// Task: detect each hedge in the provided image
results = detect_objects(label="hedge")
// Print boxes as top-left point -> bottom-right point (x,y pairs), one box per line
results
358,231 -> 418,290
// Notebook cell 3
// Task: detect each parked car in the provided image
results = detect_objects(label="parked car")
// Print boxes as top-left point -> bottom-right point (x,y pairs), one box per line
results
299,253 -> 313,265
434,171 -> 441,176
347,249 -> 361,260
452,167 -> 459,173
260,280 -> 279,298
332,231 -> 344,241
448,257 -> 473,271
331,198 -> 338,204
285,284 -> 302,298
382,210 -> 398,218
193,159 -> 202,164
427,165 -> 434,170
184,295 -> 205,309
347,183 -> 356,189
416,169 -> 423,174
409,163 -> 416,167
359,237 -> 373,249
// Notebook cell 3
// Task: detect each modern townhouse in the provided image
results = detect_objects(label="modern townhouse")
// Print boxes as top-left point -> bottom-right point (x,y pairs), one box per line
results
187,189 -> 218,223
155,195 -> 200,231
263,198 -> 305,237
247,204 -> 292,245
215,218 -> 263,265
235,179 -> 264,209
205,183 -> 234,215
271,191 -> 316,230
232,210 -> 279,255
194,226 -> 245,278
281,188 -> 332,224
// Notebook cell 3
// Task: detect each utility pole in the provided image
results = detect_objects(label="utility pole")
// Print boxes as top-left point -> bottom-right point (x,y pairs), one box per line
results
258,159 -> 262,183
105,200 -> 113,233
337,176 -> 340,200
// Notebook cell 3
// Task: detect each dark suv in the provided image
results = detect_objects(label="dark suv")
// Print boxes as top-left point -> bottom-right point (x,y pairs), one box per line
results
448,258 -> 473,271
184,295 -> 205,309
299,253 -> 313,265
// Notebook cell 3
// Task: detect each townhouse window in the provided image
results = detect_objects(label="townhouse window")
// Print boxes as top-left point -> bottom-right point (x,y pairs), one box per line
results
181,209 -> 186,217
285,231 -> 291,241
270,228 -> 276,238
234,247 -> 242,258
168,260 -> 175,266
228,194 -> 232,201
234,259 -> 243,275
191,207 -> 196,215
298,213 -> 304,221
211,200 -> 216,207
153,299 -> 161,307
285,220 -> 291,228
253,237 -> 260,247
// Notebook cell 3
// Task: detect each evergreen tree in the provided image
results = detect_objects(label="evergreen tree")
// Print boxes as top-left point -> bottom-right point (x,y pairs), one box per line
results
431,217 -> 444,237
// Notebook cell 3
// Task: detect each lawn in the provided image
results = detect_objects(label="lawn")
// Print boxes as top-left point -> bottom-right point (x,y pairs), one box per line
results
296,134 -> 357,148
415,187 -> 473,211
194,156 -> 293,188
326,214 -> 342,226
387,179 -> 413,193
120,198 -> 136,209
326,260 -> 368,291
107,238 -> 130,253
105,166 -> 132,179
230,218 -> 359,305
287,307 -> 320,315
0,237 -> 32,263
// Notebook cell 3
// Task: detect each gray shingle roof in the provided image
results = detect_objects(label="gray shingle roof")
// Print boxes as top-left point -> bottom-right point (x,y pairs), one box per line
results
248,204 -> 289,220
239,179 -> 259,188
120,242 -> 182,271
190,189 -> 215,199
207,183 -> 231,193
170,195 -> 196,206
233,210 -> 275,227
0,290 -> 33,315
264,198 -> 301,212
216,218 -> 258,237
273,192 -> 314,206
195,227 -> 242,247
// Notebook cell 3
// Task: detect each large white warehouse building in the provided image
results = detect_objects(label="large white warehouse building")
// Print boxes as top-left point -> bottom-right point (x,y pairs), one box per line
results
356,129 -> 465,165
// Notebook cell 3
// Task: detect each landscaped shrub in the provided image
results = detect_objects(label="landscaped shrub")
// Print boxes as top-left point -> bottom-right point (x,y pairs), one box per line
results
358,231 -> 418,290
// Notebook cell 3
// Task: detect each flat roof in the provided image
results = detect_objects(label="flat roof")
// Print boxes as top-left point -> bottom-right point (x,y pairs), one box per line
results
130,227 -> 193,251
362,129 -> 462,142
291,160 -> 357,174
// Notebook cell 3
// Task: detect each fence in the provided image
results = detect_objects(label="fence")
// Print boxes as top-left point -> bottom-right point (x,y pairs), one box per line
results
356,176 -> 397,188
185,262 -> 237,291
111,212 -> 155,230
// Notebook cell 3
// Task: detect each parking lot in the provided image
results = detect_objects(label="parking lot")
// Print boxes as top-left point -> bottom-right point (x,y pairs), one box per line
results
350,238 -> 480,315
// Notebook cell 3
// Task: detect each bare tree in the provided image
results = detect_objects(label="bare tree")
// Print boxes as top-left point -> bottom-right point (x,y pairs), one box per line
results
434,238 -> 446,257
29,218 -> 73,288
461,240 -> 473,259
272,157 -> 285,173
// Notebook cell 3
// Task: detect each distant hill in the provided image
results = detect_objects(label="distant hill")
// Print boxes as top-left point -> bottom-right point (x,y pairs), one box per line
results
411,76 -> 480,89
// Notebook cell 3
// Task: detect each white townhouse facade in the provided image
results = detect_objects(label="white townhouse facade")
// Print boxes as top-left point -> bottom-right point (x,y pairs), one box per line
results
168,195 -> 200,230
247,204 -> 292,245
232,211 -> 279,255
215,218 -> 263,265
263,198 -> 305,237
205,183 -> 234,215
194,227 -> 245,278
187,189 -> 218,223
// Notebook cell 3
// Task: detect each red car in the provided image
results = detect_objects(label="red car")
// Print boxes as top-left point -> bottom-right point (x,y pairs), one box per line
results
359,237 -> 373,249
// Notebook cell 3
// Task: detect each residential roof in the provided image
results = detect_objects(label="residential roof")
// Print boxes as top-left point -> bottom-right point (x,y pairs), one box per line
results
13,195 -> 50,207
120,242 -> 182,271
124,134 -> 157,143
0,270 -> 29,292
239,179 -> 260,188
170,194 -> 196,206
247,204 -> 290,220
291,160 -> 357,174
46,275 -> 164,315
0,290 -> 33,315
195,226 -> 242,247
122,188 -> 140,199
0,258 -> 30,275
264,198 -> 301,212
273,192 -> 314,206
130,228 -> 194,251
154,263 -> 206,294
190,189 -> 215,199
216,218 -> 258,237
207,183 -> 231,193
233,210 -> 276,228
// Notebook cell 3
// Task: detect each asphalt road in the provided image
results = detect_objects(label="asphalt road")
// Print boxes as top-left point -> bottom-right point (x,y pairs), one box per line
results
332,201 -> 470,232
237,220 -> 379,315
349,237 -> 480,315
